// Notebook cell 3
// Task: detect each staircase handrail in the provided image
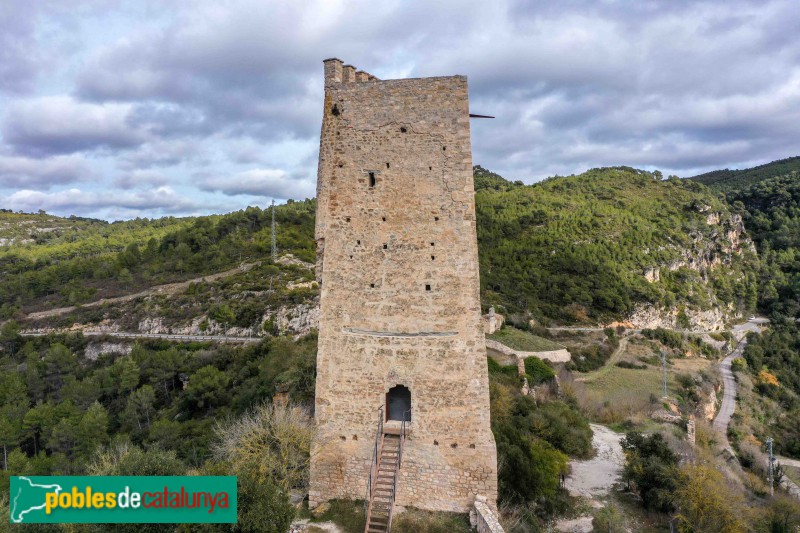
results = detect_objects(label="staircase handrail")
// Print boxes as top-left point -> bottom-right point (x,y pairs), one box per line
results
363,405 -> 384,529
386,407 -> 411,532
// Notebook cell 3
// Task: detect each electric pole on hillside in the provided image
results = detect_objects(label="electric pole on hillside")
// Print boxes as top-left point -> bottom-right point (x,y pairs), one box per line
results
661,350 -> 668,397
767,437 -> 775,495
271,199 -> 277,262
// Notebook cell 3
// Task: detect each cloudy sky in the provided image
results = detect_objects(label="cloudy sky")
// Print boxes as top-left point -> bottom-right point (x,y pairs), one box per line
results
1,0 -> 798,220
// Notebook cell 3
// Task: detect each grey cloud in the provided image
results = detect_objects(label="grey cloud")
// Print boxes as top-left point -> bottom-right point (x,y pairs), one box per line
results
114,169 -> 169,190
1,0 -> 798,219
2,96 -> 148,156
0,154 -> 92,188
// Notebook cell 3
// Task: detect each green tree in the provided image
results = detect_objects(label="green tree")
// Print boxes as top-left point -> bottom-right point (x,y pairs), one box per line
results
42,343 -> 78,395
184,366 -> 231,410
78,401 -> 109,458
114,357 -> 140,394
621,431 -> 679,513
126,385 -> 156,430
22,402 -> 55,454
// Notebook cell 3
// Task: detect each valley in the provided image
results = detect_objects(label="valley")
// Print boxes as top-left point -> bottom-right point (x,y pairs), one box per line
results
1,159 -> 799,531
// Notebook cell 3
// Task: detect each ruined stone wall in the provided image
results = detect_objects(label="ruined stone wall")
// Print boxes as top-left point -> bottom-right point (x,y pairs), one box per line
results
310,58 -> 498,512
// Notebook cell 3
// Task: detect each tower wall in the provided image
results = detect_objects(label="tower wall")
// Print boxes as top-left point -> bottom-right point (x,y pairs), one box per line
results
310,59 -> 497,512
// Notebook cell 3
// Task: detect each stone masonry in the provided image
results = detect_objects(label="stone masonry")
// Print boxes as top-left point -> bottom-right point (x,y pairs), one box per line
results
309,59 -> 498,512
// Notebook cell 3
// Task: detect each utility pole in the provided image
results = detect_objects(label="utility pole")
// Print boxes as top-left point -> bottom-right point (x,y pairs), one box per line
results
661,350 -> 668,397
767,437 -> 775,495
271,199 -> 277,262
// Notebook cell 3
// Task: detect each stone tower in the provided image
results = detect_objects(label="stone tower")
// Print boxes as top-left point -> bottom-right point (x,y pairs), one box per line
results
309,58 -> 497,512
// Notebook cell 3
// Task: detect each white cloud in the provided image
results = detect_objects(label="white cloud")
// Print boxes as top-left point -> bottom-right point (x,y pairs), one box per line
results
3,186 -> 196,213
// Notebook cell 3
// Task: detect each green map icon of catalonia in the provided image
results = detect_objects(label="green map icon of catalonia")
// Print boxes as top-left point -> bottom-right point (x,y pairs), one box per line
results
10,477 -> 63,523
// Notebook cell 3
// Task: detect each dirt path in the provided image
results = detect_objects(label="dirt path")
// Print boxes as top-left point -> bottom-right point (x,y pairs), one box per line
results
557,424 -> 625,532
564,424 -> 625,501
576,337 -> 629,383
25,262 -> 259,321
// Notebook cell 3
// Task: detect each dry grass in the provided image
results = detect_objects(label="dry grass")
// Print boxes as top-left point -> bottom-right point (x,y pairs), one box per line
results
488,326 -> 564,352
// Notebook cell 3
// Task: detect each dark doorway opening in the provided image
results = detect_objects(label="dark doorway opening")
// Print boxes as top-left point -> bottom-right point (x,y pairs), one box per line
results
386,385 -> 411,422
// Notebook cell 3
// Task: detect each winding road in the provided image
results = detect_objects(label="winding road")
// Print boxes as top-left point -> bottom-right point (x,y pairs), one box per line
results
711,318 -> 800,498
712,338 -> 746,453
19,330 -> 260,343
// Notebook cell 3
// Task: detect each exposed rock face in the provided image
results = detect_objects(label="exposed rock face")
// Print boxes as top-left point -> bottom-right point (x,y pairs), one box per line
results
698,387 -> 718,422
644,267 -> 660,283
84,342 -> 132,361
633,211 -> 755,328
271,301 -> 320,337
627,304 -> 730,331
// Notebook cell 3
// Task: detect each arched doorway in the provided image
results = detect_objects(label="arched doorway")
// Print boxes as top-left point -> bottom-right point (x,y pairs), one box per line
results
386,385 -> 411,421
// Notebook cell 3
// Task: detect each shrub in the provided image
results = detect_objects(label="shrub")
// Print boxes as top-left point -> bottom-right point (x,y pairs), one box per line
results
616,361 -> 647,370
523,356 -> 555,384
213,402 -> 314,493
621,432 -> 679,513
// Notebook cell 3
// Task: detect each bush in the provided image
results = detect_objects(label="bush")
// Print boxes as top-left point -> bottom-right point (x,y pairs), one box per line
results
212,402 -> 314,493
523,356 -> 556,384
517,399 -> 593,458
488,357 -> 520,378
621,432 -> 679,513
616,361 -> 648,370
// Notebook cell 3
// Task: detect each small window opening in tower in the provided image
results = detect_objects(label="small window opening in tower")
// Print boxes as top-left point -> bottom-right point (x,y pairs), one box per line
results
431,255 -> 435,261
386,385 -> 411,421
383,244 -> 388,249
331,104 -> 340,116
400,127 -> 407,133
386,162 -> 390,169
425,284 -> 431,291
370,283 -> 375,288
382,216 -> 386,222
345,217 -> 351,222
357,240 -> 361,245
434,216 -> 439,221
430,242 -> 435,246
429,166 -> 432,170
442,146 -> 446,151
369,172 -> 376,187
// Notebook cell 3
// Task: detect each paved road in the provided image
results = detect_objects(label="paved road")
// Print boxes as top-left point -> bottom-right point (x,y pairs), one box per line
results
20,330 -> 260,343
712,338 -> 746,451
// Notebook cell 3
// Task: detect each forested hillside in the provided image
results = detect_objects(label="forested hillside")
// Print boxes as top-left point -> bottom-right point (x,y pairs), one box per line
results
0,201 -> 316,320
3,168 -> 759,328
726,169 -> 800,458
475,166 -> 757,325
689,156 -> 800,193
